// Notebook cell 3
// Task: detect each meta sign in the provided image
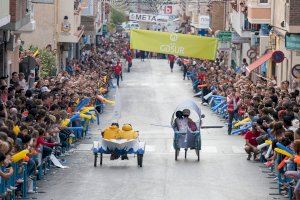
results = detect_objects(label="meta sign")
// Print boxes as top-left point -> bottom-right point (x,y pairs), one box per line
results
129,13 -> 157,23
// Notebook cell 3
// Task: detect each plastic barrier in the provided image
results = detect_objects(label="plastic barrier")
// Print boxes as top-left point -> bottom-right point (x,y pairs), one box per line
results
274,148 -> 293,158
12,150 -> 29,163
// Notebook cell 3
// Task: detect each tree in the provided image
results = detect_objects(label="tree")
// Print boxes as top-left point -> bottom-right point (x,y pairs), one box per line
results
110,8 -> 126,26
39,49 -> 57,78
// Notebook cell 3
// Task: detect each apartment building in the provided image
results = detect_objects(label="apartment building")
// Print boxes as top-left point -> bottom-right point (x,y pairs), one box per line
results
0,0 -> 11,77
270,0 -> 300,87
0,0 -> 35,77
21,0 -> 84,69
228,0 -> 300,88
81,0 -> 102,45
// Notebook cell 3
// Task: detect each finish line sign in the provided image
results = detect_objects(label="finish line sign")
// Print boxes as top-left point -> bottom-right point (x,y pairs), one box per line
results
129,12 -> 157,23
130,29 -> 218,60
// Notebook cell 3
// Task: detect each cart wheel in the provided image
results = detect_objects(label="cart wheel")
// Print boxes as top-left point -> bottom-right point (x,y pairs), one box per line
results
175,149 -> 179,161
100,153 -> 103,166
184,149 -> 187,159
94,153 -> 98,167
196,149 -> 200,162
137,154 -> 143,167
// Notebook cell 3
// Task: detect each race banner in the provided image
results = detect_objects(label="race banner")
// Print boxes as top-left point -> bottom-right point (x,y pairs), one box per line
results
130,30 -> 218,60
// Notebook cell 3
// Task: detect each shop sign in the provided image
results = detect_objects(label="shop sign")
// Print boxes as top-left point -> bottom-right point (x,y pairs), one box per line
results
217,31 -> 232,42
129,13 -> 157,23
285,34 -> 300,51
164,5 -> 173,14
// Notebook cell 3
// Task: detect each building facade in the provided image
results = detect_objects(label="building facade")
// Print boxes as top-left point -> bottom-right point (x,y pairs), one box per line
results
0,0 -> 35,77
270,0 -> 300,88
21,0 -> 84,70
227,0 -> 300,89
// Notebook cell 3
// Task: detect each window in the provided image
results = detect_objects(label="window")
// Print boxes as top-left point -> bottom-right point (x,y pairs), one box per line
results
259,0 -> 268,3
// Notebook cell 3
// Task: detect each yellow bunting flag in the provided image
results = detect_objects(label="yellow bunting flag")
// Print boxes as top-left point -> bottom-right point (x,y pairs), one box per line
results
130,29 -> 218,60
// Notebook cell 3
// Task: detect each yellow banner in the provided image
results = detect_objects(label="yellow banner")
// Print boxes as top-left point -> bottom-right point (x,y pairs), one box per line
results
130,29 -> 218,60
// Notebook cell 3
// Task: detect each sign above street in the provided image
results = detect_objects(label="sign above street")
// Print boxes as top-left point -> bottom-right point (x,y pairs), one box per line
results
216,31 -> 232,42
198,16 -> 210,29
129,13 -> 157,23
130,29 -> 218,60
164,5 -> 173,14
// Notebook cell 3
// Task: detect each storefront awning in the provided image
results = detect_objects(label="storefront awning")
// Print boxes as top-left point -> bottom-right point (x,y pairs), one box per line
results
246,51 -> 273,74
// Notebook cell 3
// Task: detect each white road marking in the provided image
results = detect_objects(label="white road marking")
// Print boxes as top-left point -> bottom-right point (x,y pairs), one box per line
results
145,145 -> 156,152
201,146 -> 218,153
232,146 -> 245,154
76,144 -> 93,151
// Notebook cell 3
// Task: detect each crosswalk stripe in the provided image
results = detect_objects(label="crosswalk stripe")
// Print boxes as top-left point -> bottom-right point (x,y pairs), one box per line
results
145,145 -> 156,152
232,146 -> 245,154
76,143 -> 245,155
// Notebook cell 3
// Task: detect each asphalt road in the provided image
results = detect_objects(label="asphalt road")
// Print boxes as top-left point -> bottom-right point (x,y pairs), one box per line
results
36,59 -> 280,200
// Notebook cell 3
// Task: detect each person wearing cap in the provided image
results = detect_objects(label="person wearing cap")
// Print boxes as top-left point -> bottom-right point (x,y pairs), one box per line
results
101,123 -> 122,160
182,109 -> 197,132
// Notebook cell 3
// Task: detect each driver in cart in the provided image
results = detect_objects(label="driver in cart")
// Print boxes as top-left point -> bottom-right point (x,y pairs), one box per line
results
101,123 -> 139,160
173,109 -> 197,132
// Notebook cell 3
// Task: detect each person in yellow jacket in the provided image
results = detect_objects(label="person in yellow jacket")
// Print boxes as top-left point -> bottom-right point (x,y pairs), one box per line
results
101,123 -> 122,160
101,123 -> 121,140
118,124 -> 138,140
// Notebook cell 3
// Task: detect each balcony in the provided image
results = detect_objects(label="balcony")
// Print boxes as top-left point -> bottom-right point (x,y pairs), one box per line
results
230,10 -> 251,38
2,0 -> 31,31
247,0 -> 271,24
18,2 -> 36,32
58,0 -> 83,43
286,0 -> 300,33
0,0 -> 10,27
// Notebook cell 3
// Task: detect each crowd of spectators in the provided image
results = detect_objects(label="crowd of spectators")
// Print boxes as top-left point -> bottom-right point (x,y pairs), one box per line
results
180,52 -> 300,198
0,33 -> 128,198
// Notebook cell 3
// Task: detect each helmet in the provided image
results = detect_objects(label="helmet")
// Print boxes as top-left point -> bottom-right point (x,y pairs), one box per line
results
182,109 -> 191,116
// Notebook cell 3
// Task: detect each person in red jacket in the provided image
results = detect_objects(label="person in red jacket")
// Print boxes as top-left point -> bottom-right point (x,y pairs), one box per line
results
36,128 -> 58,159
126,54 -> 133,72
114,62 -> 122,87
168,55 -> 175,72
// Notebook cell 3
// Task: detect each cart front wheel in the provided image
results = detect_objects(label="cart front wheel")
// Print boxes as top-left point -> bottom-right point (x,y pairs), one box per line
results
184,149 -> 187,159
175,149 -> 179,161
94,153 -> 98,167
137,154 -> 143,167
196,149 -> 200,162
100,153 -> 103,166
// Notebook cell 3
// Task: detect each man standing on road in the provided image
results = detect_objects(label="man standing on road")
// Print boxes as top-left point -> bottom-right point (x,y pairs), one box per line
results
126,54 -> 133,72
168,54 -> 175,72
182,59 -> 189,80
114,62 -> 122,87
226,87 -> 240,135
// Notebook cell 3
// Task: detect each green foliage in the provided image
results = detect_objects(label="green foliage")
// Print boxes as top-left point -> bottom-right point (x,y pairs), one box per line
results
29,45 -> 38,52
39,49 -> 57,78
110,8 -> 126,26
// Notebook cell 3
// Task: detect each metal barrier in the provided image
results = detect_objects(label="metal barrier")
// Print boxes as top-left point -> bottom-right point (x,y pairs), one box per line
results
0,100 -> 105,199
